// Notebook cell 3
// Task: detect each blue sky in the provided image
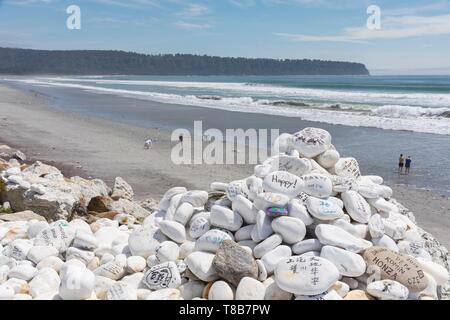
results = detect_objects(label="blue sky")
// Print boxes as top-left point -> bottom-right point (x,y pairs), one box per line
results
1,0 -> 450,73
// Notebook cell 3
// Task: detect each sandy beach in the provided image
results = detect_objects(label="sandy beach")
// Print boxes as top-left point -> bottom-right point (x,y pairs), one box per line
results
1,83 -> 449,248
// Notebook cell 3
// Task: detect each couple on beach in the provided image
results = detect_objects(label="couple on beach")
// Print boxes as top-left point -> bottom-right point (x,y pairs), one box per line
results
399,154 -> 412,175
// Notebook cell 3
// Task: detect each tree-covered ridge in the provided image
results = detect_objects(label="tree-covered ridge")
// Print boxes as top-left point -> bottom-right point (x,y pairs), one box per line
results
0,47 -> 370,76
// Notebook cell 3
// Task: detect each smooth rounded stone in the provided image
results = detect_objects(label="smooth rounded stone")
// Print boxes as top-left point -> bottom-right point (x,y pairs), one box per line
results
292,128 -> 332,158
368,214 -> 385,238
363,247 -> 428,292
155,241 -> 180,263
34,222 -> 76,253
185,252 -> 219,282
105,282 -> 137,300
72,232 -> 99,251
382,215 -> 408,240
179,190 -> 209,208
162,187 -> 188,203
0,265 -> 9,283
143,261 -> 181,290
256,260 -> 268,282
261,245 -> 292,275
66,247 -> 95,265
210,205 -> 243,232
93,276 -> 116,300
113,214 -> 136,226
344,290 -> 373,300
416,257 -> 450,286
237,240 -> 258,251
253,234 -> 283,259
146,255 -> 159,268
368,197 -> 398,213
295,289 -> 343,300
232,195 -> 257,224
251,210 -> 273,242
367,280 -> 409,300
126,256 -> 147,273
287,199 -> 314,226
341,277 -> 359,290
27,221 -> 50,239
4,278 -> 29,295
146,288 -> 181,300
300,174 -> 333,199
28,268 -> 60,298
94,261 -> 126,280
263,171 -> 303,198
4,239 -> 33,261
174,202 -> 195,226
272,133 -> 294,154
271,217 -> 306,245
333,157 -> 361,179
315,224 -> 372,253
210,182 -> 228,192
0,284 -> 15,300
27,246 -> 58,265
189,215 -> 211,239
306,197 -> 344,221
320,246 -> 366,277
292,239 -> 323,255
195,229 -> 232,253
36,256 -> 64,272
213,240 -> 258,287
263,276 -> 293,300
329,218 -> 368,239
159,220 -> 186,243
59,266 -> 95,300
100,253 -> 115,265
247,176 -> 264,201
266,207 -> 289,218
330,281 -> 350,298
275,255 -> 340,296
341,191 -> 371,223
114,254 -> 127,268
264,154 -> 312,176
234,225 -> 255,242
316,149 -> 340,169
254,164 -> 274,178
8,264 -> 37,281
419,272 -> 438,299
179,280 -> 206,300
226,180 -> 249,201
397,241 -> 432,261
253,192 -> 290,211
208,281 -> 234,300
236,277 -> 266,300
372,235 -> 399,252
179,241 -> 195,260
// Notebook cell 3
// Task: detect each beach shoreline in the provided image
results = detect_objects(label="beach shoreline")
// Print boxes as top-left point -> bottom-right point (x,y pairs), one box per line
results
1,83 -> 449,248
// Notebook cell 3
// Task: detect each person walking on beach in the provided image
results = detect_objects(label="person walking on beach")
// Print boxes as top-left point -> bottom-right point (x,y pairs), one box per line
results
405,156 -> 412,175
398,154 -> 405,173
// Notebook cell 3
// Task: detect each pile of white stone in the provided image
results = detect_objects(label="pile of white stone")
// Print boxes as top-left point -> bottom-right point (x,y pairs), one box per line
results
1,127 -> 449,300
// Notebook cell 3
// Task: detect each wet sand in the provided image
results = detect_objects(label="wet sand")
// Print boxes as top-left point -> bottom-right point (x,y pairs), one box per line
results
1,83 -> 449,248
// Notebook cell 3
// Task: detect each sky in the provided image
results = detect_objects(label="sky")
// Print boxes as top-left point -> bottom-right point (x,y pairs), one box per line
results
1,0 -> 450,74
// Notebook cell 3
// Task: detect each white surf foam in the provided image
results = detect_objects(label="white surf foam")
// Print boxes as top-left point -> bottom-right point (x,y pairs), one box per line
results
4,78 -> 450,136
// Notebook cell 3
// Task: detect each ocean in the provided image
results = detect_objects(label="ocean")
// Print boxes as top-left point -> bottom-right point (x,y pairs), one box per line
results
2,75 -> 450,196
5,75 -> 450,135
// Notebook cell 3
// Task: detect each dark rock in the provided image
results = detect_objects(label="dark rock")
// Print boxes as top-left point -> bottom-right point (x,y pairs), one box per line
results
87,196 -> 115,213
213,240 -> 258,287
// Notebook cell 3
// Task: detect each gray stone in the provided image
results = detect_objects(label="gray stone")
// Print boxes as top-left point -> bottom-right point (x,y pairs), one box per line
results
213,240 -> 258,287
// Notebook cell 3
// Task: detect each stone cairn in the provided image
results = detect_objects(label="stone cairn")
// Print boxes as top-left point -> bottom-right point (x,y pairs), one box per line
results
0,128 -> 449,300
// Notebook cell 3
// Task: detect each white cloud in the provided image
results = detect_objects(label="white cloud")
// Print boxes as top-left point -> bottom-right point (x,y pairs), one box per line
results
276,13 -> 450,43
177,3 -> 209,17
174,20 -> 212,30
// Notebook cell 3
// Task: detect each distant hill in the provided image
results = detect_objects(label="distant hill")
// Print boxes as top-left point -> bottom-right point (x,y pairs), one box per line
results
0,47 -> 370,76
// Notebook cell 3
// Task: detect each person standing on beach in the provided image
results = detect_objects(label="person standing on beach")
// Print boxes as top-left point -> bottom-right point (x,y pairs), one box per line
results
405,156 -> 412,175
398,154 -> 405,173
